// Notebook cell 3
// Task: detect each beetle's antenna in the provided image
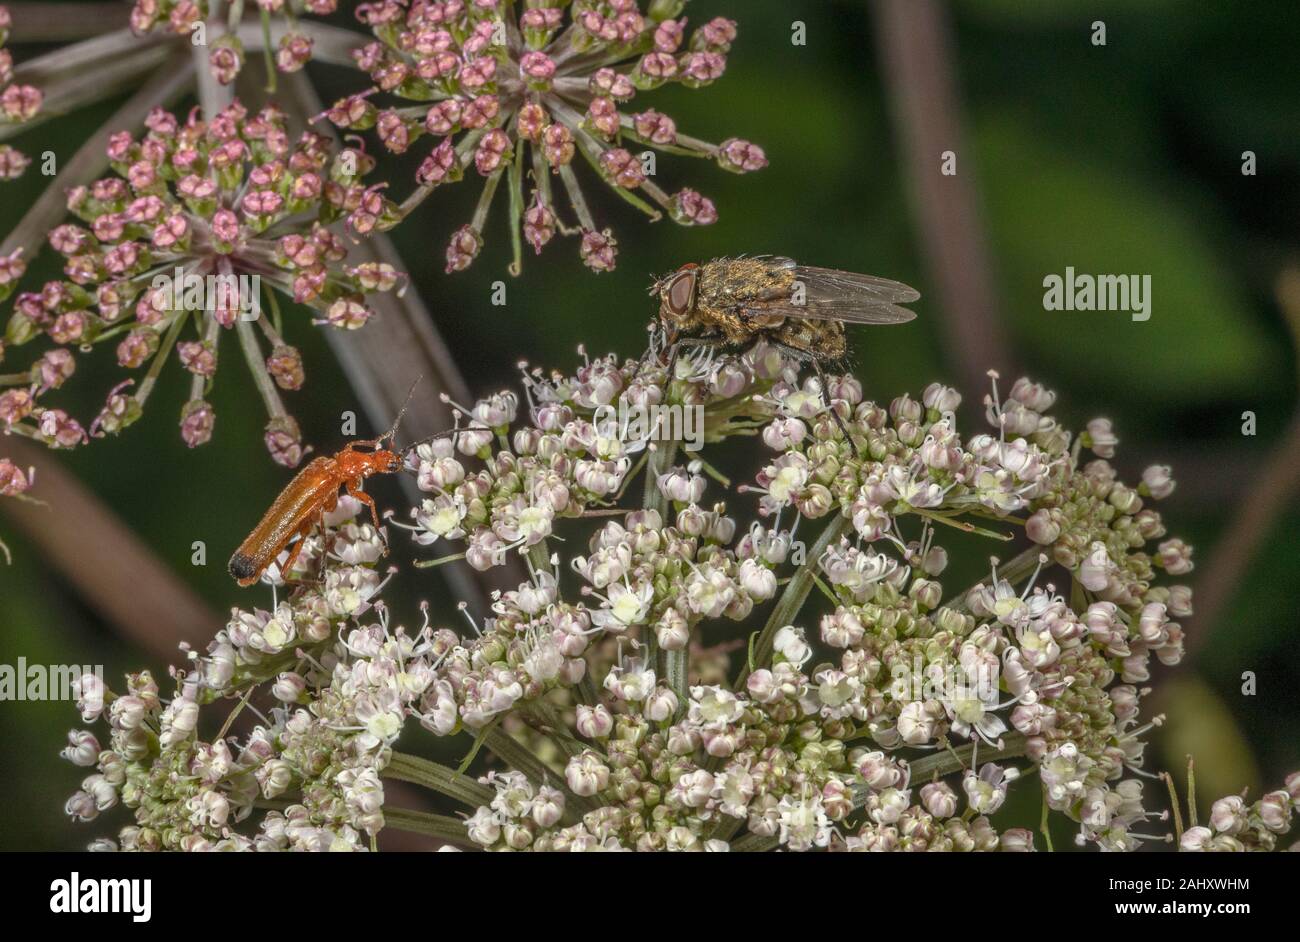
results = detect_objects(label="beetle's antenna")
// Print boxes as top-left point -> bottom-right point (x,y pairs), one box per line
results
398,425 -> 492,465
382,375 -> 424,444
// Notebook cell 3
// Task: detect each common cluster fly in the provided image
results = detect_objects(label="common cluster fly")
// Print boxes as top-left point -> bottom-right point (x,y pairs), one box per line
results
651,256 -> 920,448
651,256 -> 919,361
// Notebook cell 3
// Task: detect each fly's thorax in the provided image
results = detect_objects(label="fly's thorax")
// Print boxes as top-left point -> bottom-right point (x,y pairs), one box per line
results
701,257 -> 798,308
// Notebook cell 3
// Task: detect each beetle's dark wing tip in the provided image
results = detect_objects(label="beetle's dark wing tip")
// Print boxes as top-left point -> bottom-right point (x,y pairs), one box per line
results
228,553 -> 259,581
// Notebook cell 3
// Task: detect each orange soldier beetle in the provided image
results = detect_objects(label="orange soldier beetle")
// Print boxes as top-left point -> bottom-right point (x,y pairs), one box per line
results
228,381 -> 473,587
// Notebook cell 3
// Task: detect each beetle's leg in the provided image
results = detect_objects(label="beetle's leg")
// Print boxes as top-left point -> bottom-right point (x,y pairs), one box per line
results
312,507 -> 332,583
317,491 -> 340,578
278,522 -> 314,585
345,479 -> 388,554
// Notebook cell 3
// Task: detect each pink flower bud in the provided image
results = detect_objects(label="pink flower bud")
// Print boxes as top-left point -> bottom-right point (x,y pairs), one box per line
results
38,408 -> 88,448
376,110 -> 412,154
0,458 -> 30,496
266,345 -> 305,390
180,399 -> 215,448
654,18 -> 685,53
211,208 -> 241,246
0,388 -> 34,427
672,188 -> 717,225
1085,417 -> 1118,458
416,138 -> 458,187
1141,463 -> 1175,499
459,55 -> 496,89
541,123 -> 574,166
323,297 -> 372,329
34,348 -> 75,391
589,67 -> 635,100
444,225 -> 482,273
276,33 -> 313,73
599,148 -> 644,188
586,96 -> 620,139
717,138 -> 768,173
264,415 -> 303,467
575,704 -> 613,739
0,144 -> 30,180
116,328 -> 157,368
1026,509 -> 1061,545
1078,542 -> 1111,591
1156,538 -> 1194,575
637,52 -> 677,81
579,229 -> 617,272
680,51 -> 726,85
697,17 -> 739,51
461,95 -> 500,130
209,44 -> 243,85
1,83 -> 41,121
523,198 -> 555,254
474,128 -> 512,175
519,50 -> 556,85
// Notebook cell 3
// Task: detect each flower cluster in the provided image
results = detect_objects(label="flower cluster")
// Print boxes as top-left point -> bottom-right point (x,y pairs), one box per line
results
403,341 -> 783,572
330,0 -> 765,273
128,0 -> 333,84
61,344 -> 1300,852
61,499 -> 435,850
0,454 -> 28,497
1181,777 -> 1300,852
0,100 -> 403,465
0,453 -> 32,563
0,5 -> 41,182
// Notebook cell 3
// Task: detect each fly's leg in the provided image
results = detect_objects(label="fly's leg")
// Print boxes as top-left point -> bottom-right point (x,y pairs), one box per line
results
630,323 -> 666,386
810,357 -> 860,459
663,343 -> 681,388
664,337 -> 718,388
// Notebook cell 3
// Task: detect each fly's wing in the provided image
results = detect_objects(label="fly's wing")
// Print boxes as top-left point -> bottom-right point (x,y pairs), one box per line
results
740,265 -> 919,324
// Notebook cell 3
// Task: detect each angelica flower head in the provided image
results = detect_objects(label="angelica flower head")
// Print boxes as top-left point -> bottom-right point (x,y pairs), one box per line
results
0,5 -> 41,183
128,1 -> 333,84
60,335 -> 1278,855
333,0 -> 765,274
1,100 -> 402,465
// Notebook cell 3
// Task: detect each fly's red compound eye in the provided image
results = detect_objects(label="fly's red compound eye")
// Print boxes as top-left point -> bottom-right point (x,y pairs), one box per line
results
665,268 -> 698,317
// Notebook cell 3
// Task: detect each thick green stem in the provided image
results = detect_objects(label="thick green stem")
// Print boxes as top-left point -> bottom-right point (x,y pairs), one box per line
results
642,440 -> 682,709
730,832 -> 778,852
904,733 -> 1028,784
384,751 -> 494,808
734,513 -> 847,688
382,806 -> 473,846
520,700 -> 590,760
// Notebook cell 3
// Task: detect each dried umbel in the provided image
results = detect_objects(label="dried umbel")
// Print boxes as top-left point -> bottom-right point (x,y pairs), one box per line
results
0,4 -> 42,181
0,454 -> 33,562
0,100 -> 403,466
128,0 -> 334,85
60,341 -> 1299,852
330,0 -> 765,274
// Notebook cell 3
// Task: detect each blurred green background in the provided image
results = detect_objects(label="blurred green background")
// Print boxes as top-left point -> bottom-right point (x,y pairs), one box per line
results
0,0 -> 1297,850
